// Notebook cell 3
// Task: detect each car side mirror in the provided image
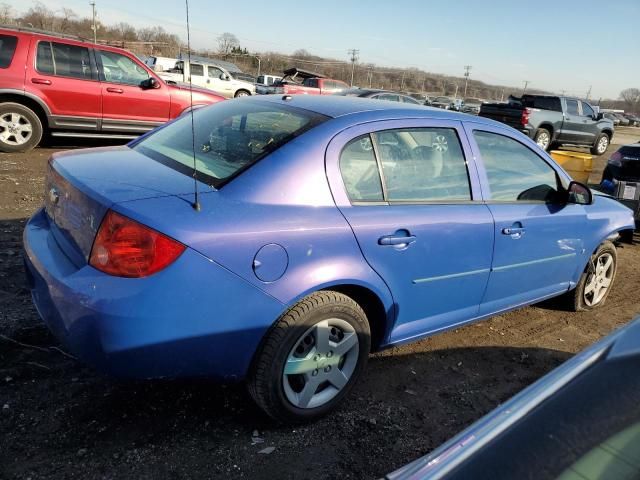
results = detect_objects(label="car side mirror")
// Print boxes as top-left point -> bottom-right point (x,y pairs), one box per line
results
567,181 -> 593,205
140,77 -> 158,89
220,73 -> 230,81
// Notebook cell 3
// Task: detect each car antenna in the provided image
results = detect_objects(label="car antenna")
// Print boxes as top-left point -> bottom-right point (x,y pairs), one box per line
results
185,0 -> 200,211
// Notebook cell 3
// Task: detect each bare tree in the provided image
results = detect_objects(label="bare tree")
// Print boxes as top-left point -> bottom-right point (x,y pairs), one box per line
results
22,2 -> 55,30
217,32 -> 239,56
113,22 -> 137,41
620,88 -> 640,112
58,7 -> 77,33
0,3 -> 14,25
293,49 -> 311,58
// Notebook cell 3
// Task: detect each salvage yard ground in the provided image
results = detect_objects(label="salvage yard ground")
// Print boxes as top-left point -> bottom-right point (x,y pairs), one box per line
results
1,128 -> 640,479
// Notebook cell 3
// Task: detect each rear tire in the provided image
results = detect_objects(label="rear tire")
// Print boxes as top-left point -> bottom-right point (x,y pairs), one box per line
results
247,291 -> 370,423
0,103 -> 43,153
591,133 -> 610,156
568,241 -> 617,311
534,128 -> 552,151
234,90 -> 251,97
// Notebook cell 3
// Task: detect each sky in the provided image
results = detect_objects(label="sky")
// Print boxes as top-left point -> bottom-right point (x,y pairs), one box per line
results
23,0 -> 640,99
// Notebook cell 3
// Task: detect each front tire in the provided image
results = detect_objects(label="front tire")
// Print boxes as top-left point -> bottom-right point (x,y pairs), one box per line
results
570,241 -> 617,311
0,103 -> 43,153
591,133 -> 610,156
247,291 -> 370,423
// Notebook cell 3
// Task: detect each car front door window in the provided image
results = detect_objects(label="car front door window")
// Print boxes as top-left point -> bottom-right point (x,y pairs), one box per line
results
98,50 -> 149,85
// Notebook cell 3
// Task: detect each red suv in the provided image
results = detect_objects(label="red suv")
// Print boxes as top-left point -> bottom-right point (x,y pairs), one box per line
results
0,27 -> 224,152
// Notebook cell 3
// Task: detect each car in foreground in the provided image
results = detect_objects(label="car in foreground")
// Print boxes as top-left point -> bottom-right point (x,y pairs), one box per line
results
23,96 -> 635,423
386,315 -> 640,480
480,95 -> 614,155
0,27 -> 224,153
336,88 -> 422,104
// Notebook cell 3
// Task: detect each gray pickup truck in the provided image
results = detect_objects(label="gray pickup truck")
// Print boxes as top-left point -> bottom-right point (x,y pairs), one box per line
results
479,95 -> 614,155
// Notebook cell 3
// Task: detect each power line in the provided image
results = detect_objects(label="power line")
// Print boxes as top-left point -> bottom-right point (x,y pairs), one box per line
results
348,48 -> 359,87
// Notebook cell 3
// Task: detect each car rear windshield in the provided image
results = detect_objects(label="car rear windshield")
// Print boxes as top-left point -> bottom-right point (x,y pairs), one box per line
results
619,146 -> 640,158
0,34 -> 18,68
522,95 -> 562,112
133,101 -> 328,187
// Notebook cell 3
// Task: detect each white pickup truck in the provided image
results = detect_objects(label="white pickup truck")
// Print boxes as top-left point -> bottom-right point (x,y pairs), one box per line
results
159,60 -> 255,98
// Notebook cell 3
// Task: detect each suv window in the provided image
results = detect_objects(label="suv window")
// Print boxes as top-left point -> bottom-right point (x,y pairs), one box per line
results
0,34 -> 18,68
566,99 -> 580,116
304,78 -> 319,88
374,128 -> 471,202
98,50 -> 149,85
190,64 -> 204,76
473,130 -> 560,202
581,102 -> 595,117
340,135 -> 384,202
36,41 -> 94,80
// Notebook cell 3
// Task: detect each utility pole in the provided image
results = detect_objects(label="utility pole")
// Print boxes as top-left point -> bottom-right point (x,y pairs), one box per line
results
347,49 -> 359,87
500,88 -> 505,102
522,80 -> 529,95
463,65 -> 472,98
90,1 -> 97,43
586,85 -> 592,100
400,70 -> 406,91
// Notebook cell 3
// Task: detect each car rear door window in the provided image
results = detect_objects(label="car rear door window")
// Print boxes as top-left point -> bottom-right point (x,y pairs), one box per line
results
473,130 -> 560,202
36,41 -> 94,80
374,128 -> 471,202
339,135 -> 384,202
190,63 -> 204,77
97,50 -> 149,85
0,34 -> 18,68
377,94 -> 401,102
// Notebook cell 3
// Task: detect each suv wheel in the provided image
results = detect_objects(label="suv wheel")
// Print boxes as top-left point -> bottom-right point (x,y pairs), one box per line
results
0,103 -> 43,153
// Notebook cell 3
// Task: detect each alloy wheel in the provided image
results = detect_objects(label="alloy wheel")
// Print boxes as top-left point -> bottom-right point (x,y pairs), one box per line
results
536,131 -> 550,150
583,253 -> 614,307
433,134 -> 449,152
0,112 -> 33,146
596,136 -> 609,155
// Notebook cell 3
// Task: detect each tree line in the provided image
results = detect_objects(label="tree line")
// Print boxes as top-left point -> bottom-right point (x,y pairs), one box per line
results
1,3 -> 637,110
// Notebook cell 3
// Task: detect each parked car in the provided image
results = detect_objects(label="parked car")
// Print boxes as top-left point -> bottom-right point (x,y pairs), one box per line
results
624,113 -> 640,126
600,142 -> 640,221
480,95 -> 614,155
0,27 -> 224,153
430,96 -> 463,111
336,88 -> 421,104
255,74 -> 282,94
270,68 -> 349,95
386,316 -> 640,480
603,112 -> 621,126
613,112 -> 632,127
159,59 -> 256,98
23,96 -> 635,423
461,98 -> 484,114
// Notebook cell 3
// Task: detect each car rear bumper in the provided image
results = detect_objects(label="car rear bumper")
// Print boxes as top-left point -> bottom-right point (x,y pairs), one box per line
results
23,208 -> 285,380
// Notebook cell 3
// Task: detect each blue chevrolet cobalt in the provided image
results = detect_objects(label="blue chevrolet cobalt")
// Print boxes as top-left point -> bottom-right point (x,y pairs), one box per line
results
23,96 -> 635,422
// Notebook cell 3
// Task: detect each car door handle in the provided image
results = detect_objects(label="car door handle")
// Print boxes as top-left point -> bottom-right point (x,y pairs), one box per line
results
106,87 -> 124,93
502,227 -> 526,239
378,232 -> 416,247
31,78 -> 51,85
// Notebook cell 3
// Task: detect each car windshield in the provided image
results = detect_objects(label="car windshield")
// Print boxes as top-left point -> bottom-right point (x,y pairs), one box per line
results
133,101 -> 328,187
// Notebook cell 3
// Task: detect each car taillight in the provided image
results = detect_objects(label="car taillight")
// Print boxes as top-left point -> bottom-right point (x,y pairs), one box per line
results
521,107 -> 531,127
608,151 -> 622,167
89,210 -> 185,278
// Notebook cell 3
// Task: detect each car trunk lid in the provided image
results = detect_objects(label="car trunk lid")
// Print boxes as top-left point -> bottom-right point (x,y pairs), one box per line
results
44,145 -> 204,266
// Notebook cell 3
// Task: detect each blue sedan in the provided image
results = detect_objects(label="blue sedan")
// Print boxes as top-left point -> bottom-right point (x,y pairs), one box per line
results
23,96 -> 635,422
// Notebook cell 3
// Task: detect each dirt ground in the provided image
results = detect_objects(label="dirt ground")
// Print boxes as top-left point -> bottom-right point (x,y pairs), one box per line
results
1,130 -> 639,479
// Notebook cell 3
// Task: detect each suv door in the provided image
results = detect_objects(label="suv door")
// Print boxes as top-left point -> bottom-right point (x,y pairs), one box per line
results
96,49 -> 170,133
29,40 -> 101,130
576,101 -> 598,145
465,124 -> 587,315
561,98 -> 583,143
326,119 -> 494,344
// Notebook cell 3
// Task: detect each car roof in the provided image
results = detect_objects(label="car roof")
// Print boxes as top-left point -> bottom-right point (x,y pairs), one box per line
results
250,95 -> 499,126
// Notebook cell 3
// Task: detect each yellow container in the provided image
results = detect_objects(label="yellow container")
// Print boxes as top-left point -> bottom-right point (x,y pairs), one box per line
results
549,150 -> 593,184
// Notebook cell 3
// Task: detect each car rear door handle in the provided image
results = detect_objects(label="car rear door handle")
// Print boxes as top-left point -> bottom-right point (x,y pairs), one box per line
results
378,231 -> 416,247
106,87 -> 124,94
31,78 -> 51,85
502,226 -> 526,239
